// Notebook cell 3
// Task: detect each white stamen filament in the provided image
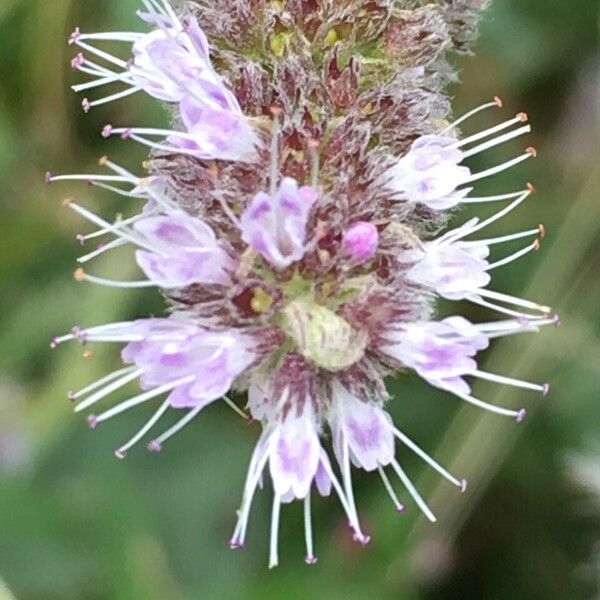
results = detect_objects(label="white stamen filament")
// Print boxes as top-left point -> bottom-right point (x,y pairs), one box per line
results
485,317 -> 557,339
466,152 -> 533,184
391,426 -> 463,489
95,375 -> 195,424
460,189 -> 530,204
153,401 -> 205,445
70,366 -> 137,400
442,99 -> 502,133
74,40 -> 129,69
78,272 -> 157,289
303,494 -> 316,564
451,190 -> 531,241
454,115 -> 528,149
50,174 -> 132,183
75,368 -> 144,413
472,370 -> 547,393
77,32 -> 142,42
461,125 -> 531,159
222,395 -> 249,420
450,389 -> 523,419
86,86 -> 142,109
377,466 -> 404,512
268,495 -> 282,569
467,295 -> 546,321
318,451 -> 365,540
486,241 -> 539,270
68,203 -> 162,254
461,227 -> 540,246
390,459 -> 436,523
116,399 -> 170,457
477,288 -> 551,313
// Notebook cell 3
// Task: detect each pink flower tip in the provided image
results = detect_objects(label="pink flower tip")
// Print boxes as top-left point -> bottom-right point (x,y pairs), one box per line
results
353,533 -> 371,546
342,221 -> 379,264
50,336 -> 60,349
542,383 -> 550,396
553,314 -> 562,327
516,408 -> 528,423
87,414 -> 98,429
114,449 -> 127,460
68,27 -> 81,45
120,128 -> 133,140
82,98 -> 91,113
304,555 -> 318,565
460,478 -> 468,493
147,439 -> 162,453
101,124 -> 113,138
67,391 -> 76,402
396,504 -> 406,513
71,53 -> 84,70
76,234 -> 86,246
229,539 -> 244,549
44,171 -> 53,184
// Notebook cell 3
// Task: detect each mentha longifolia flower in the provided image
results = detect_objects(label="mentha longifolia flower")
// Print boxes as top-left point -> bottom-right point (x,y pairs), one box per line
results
47,0 -> 560,567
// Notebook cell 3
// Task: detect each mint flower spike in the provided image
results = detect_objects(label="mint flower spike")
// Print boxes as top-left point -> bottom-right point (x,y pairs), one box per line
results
48,0 -> 559,566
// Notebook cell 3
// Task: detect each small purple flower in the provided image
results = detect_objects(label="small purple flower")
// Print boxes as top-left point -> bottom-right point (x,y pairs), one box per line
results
68,4 -> 259,162
121,319 -> 255,408
386,135 -> 471,209
330,382 -> 395,472
134,213 -> 235,288
241,178 -> 317,269
342,221 -> 379,264
383,317 -> 490,395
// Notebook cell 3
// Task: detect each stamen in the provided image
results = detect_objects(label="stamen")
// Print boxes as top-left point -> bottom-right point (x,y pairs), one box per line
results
115,399 -> 170,459
472,370 -> 548,394
441,97 -> 503,133
75,32 -> 142,42
461,124 -> 531,159
318,451 -> 366,542
477,288 -> 551,314
69,366 -> 137,401
150,401 -> 205,447
341,438 -> 370,545
84,86 -> 142,111
486,240 -> 540,270
467,295 -> 547,321
451,190 -> 532,241
222,395 -> 250,420
391,426 -> 463,489
377,466 -> 405,513
92,376 -> 194,424
74,368 -> 144,413
461,227 -> 540,246
466,151 -> 534,184
390,459 -> 436,523
304,494 -> 318,564
269,495 -> 282,569
454,113 -> 529,149
74,268 -> 157,289
460,188 -> 531,204
450,389 -> 525,420
73,40 -> 129,69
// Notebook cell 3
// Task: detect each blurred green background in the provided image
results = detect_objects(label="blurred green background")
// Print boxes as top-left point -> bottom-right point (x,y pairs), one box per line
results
1,1 -> 599,598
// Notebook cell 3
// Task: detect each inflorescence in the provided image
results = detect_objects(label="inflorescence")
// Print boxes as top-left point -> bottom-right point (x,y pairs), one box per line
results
48,0 -> 558,567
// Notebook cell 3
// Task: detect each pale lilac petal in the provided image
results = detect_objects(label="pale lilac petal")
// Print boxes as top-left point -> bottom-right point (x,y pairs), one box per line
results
269,410 -> 320,499
241,178 -> 317,269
